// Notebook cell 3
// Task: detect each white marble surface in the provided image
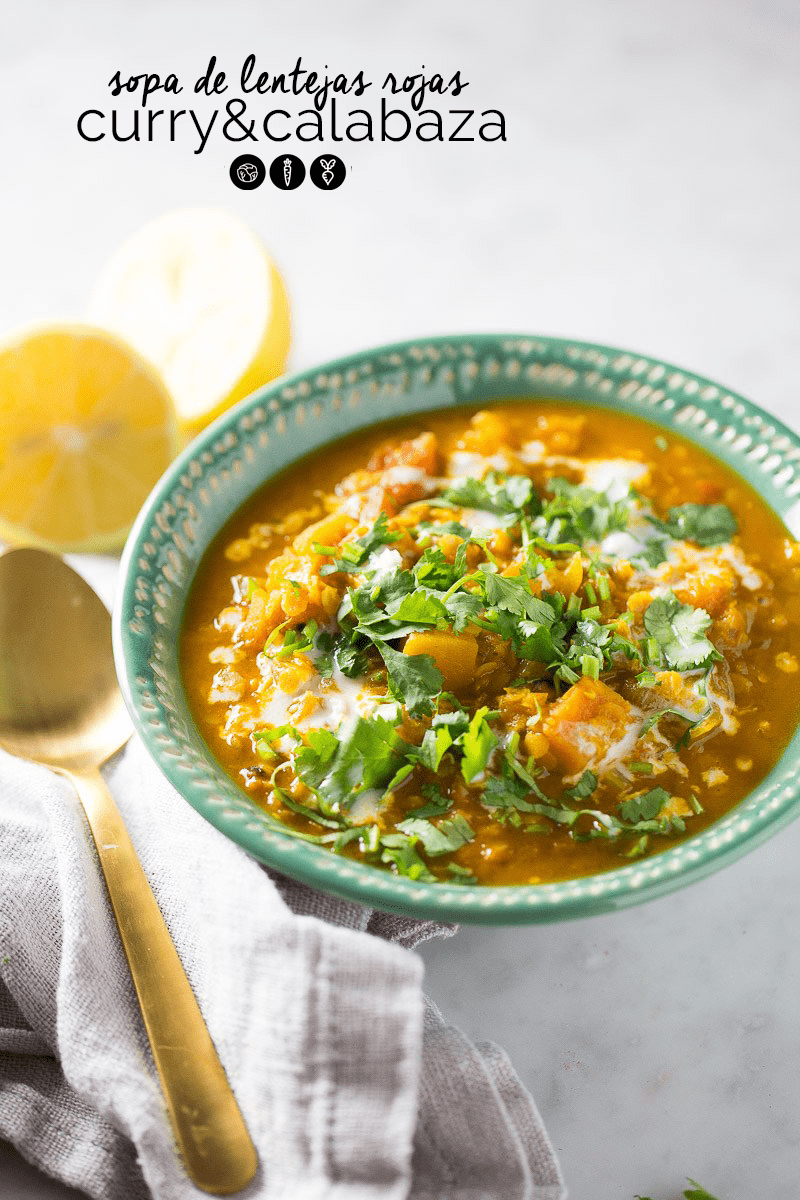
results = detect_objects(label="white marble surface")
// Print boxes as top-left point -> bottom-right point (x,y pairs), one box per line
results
1,1 -> 800,1197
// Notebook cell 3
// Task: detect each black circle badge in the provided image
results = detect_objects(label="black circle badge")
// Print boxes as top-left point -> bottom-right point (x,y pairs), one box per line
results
229,154 -> 266,190
269,154 -> 306,190
310,155 -> 346,190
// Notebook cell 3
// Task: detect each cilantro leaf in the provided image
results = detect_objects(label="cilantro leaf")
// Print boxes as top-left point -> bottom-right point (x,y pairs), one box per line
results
412,546 -> 461,590
635,538 -> 669,568
293,728 -> 339,779
459,707 -> 498,782
380,761 -> 415,799
413,724 -> 455,771
444,589 -> 485,633
441,471 -> 540,518
649,503 -> 738,547
293,717 -> 406,813
481,774 -> 537,812
516,621 -> 560,663
502,746 -> 549,798
684,1181 -> 721,1200
317,512 -> 401,574
333,637 -> 373,678
407,784 -> 453,819
638,706 -> 703,739
396,813 -> 475,856
375,642 -> 443,716
275,788 -> 344,829
538,477 -> 630,543
352,511 -> 402,559
482,570 -> 557,623
388,588 -> 449,627
379,833 -> 437,881
565,770 -> 598,800
447,863 -> 478,884
643,592 -> 718,671
416,519 -> 471,540
618,787 -> 670,822
635,1182 -> 721,1200
527,802 -> 583,827
433,708 -> 471,735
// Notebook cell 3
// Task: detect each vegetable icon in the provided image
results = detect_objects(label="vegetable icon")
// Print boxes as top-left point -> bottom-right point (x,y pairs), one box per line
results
283,158 -> 292,188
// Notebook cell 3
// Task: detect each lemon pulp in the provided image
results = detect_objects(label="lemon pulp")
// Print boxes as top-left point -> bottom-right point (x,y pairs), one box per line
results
88,209 -> 291,437
0,324 -> 179,552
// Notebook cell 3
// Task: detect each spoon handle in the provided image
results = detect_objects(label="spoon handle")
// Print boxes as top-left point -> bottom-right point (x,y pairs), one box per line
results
68,765 -> 258,1195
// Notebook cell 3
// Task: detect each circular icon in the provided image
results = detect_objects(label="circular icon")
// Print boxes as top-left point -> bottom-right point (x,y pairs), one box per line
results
229,154 -> 266,190
309,155 -> 346,190
269,154 -> 306,190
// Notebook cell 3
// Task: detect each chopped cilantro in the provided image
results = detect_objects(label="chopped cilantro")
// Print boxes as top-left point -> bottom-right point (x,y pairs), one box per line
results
636,669 -> 658,686
293,718 -> 408,814
618,787 -> 670,822
444,589 -> 485,632
643,592 -> 719,671
412,546 -> 461,591
648,503 -> 738,547
318,512 -> 401,574
276,619 -> 318,658
275,788 -> 344,830
396,813 -> 475,856
482,569 -> 557,624
460,707 -> 498,781
333,638 -> 373,679
439,471 -> 540,520
683,1180 -> 721,1200
527,802 -> 584,827
414,724 -> 455,771
446,863 -> 478,884
381,761 -> 415,799
379,833 -> 437,881
635,538 -> 670,568
565,771 -> 598,800
416,519 -> 471,540
635,1181 -> 719,1200
375,642 -> 443,716
624,834 -> 650,858
482,774 -> 537,813
638,706 -> 704,740
252,726 -> 297,761
537,477 -> 631,544
407,784 -> 453,819
388,588 -> 450,627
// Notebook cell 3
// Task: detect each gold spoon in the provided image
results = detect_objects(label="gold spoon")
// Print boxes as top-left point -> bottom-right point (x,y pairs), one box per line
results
0,547 -> 257,1195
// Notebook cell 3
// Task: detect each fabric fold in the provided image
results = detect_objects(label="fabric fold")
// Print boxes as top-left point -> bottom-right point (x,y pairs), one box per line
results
0,737 -> 564,1199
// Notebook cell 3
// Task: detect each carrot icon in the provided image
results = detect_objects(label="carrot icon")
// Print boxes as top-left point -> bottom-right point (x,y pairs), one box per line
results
283,158 -> 292,188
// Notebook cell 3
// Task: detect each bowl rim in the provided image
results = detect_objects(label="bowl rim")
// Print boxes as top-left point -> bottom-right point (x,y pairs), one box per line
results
113,331 -> 800,924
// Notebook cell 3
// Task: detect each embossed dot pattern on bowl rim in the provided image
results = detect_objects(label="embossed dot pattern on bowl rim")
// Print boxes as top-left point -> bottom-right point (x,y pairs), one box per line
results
113,334 -> 800,924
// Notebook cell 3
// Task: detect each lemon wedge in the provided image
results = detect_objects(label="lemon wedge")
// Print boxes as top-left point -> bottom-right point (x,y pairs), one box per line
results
0,324 -> 179,552
87,209 -> 291,437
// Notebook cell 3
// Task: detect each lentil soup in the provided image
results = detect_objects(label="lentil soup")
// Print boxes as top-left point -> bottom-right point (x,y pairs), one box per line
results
181,403 -> 800,886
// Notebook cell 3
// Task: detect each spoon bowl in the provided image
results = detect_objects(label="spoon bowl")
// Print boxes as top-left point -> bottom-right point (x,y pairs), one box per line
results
0,547 -> 257,1194
0,548 -> 130,768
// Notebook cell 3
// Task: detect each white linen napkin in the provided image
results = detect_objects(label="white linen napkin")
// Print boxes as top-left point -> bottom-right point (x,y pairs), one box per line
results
0,734 -> 565,1200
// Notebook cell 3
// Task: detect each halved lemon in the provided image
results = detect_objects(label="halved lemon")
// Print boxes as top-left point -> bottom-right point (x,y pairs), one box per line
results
0,324 -> 180,552
87,209 -> 291,437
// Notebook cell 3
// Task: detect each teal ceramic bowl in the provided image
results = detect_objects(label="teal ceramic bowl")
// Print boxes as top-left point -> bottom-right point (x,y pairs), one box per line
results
114,333 -> 800,924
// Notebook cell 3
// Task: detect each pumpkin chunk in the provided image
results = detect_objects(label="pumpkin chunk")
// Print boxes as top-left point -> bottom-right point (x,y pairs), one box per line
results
403,630 -> 478,693
543,676 -> 639,775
